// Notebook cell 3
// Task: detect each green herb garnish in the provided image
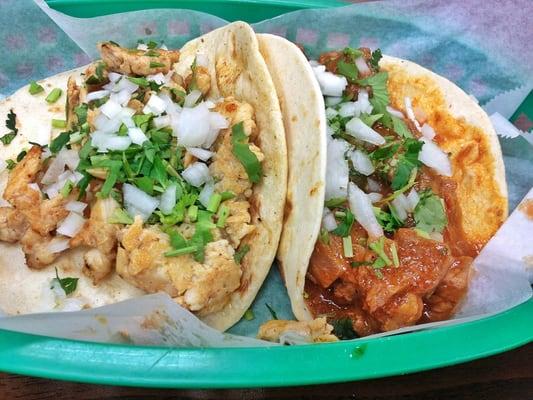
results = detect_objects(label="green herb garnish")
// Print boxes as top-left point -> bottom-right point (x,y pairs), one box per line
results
414,189 -> 447,234
29,81 -> 44,95
45,88 -> 62,104
53,267 -> 79,295
231,122 -> 262,183
332,318 -> 358,340
243,309 -> 255,321
332,208 -> 355,237
49,131 -> 71,153
234,244 -> 250,264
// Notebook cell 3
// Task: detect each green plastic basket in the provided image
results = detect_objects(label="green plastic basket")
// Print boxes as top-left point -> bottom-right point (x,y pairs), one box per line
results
0,0 -> 531,388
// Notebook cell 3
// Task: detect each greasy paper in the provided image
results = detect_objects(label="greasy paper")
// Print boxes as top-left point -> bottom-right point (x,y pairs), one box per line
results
0,0 -> 531,346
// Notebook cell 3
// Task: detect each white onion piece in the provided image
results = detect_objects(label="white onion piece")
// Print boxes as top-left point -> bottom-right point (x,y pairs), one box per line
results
421,123 -> 436,140
41,154 -> 67,185
354,90 -> 372,115
311,64 -> 347,97
326,107 -> 338,119
110,89 -> 132,106
322,208 -> 338,231
143,94 -> 167,115
326,124 -> 335,138
176,104 -> 211,147
137,43 -> 148,51
182,162 -> 210,187
128,127 -> 148,145
47,238 -> 70,254
159,184 -> 177,215
391,199 -> 407,222
100,99 -> 122,119
406,189 -> 420,212
62,149 -> 80,170
196,53 -> 209,67
65,201 -> 87,214
184,90 -> 203,108
391,193 -> 410,221
93,113 -> 108,131
345,117 -> 386,145
86,90 -> 109,102
348,182 -> 383,238
414,107 -> 428,124
325,96 -> 343,107
121,116 -> 135,129
112,78 -> 139,93
57,212 -> 86,238
386,106 -> 405,118
404,97 -> 421,132
147,72 -> 166,85
198,181 -> 214,208
187,147 -> 214,161
367,192 -> 383,203
355,56 -> 371,76
366,178 -> 382,192
349,149 -> 375,176
325,138 -> 349,200
338,102 -> 357,118
123,183 -> 160,221
153,115 -> 171,129
28,183 -> 40,192
418,137 -> 452,177
104,135 -> 132,151
108,72 -> 122,83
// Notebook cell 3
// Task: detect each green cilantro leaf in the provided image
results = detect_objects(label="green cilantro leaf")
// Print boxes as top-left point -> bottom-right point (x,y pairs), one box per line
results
49,131 -> 71,153
1,109 -> 18,146
359,113 -> 383,128
374,206 -> 403,232
337,60 -> 358,81
0,132 -> 16,146
391,139 -> 423,190
150,61 -> 165,68
414,189 -> 447,234
29,81 -> 44,95
332,208 -> 355,237
54,268 -> 79,295
231,122 -> 262,183
356,72 -> 389,110
391,116 -> 413,138
369,49 -> 382,72
6,159 -> 16,170
332,318 -> 358,340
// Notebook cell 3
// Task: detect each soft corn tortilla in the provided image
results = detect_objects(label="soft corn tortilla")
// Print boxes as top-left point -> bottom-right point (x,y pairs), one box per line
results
0,22 -> 287,332
258,36 -> 508,321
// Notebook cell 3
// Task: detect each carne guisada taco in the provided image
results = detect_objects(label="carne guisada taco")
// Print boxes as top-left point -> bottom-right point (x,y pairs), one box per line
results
0,22 -> 287,331
258,35 -> 507,339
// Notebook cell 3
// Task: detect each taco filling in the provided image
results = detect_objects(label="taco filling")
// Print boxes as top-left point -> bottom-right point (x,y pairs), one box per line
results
304,47 -> 481,337
0,40 -> 264,317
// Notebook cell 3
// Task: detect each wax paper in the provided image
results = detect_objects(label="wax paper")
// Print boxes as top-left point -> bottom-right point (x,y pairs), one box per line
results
0,0 -> 531,346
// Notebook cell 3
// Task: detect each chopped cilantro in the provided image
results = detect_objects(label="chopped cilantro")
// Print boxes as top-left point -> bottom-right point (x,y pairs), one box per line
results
1,109 -> 18,146
359,113 -> 383,128
49,131 -> 71,153
374,206 -> 403,232
0,132 -> 16,146
234,244 -> 250,264
45,88 -> 62,104
356,72 -> 389,110
74,104 -> 88,125
369,49 -> 382,72
391,116 -> 413,138
337,60 -> 358,81
391,139 -> 423,190
414,189 -> 447,234
332,317 -> 358,340
149,61 -> 165,68
109,208 -> 134,225
16,150 -> 27,162
53,268 -> 79,295
368,236 -> 392,266
332,208 -> 355,237
29,81 -> 44,95
128,76 -> 150,87
5,159 -> 16,170
231,122 -> 262,183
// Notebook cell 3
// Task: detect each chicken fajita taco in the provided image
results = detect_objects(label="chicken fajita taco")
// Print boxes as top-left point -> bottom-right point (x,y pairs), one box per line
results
0,22 -> 287,331
257,34 -> 507,340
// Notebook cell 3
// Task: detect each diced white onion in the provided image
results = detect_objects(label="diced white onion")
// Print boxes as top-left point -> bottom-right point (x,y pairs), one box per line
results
56,212 -> 86,238
421,123 -> 436,140
345,117 -> 386,145
348,182 -> 383,239
175,104 -> 211,147
196,53 -> 209,67
367,192 -> 383,203
386,106 -> 405,118
187,147 -> 214,161
184,90 -> 203,108
391,194 -> 410,221
325,138 -> 349,200
159,184 -> 177,215
128,127 -> 148,145
121,116 -> 135,129
123,183 -> 160,221
153,115 -> 171,129
110,89 -> 132,106
63,149 -> 80,170
47,238 -> 70,254
104,135 -> 132,151
112,77 -> 139,93
404,97 -> 421,132
326,107 -> 338,119
349,149 -> 375,176
143,94 -> 167,115
311,64 -> 347,97
322,208 -> 338,231
65,201 -> 87,214
28,183 -> 40,192
418,137 -> 452,177
406,189 -> 420,212
182,162 -> 210,187
41,148 -> 78,185
86,90 -> 110,102
108,72 -> 122,83
198,181 -> 214,208
99,99 -> 122,119
137,43 -> 148,51
325,96 -> 343,107
147,72 -> 166,85
355,56 -> 371,76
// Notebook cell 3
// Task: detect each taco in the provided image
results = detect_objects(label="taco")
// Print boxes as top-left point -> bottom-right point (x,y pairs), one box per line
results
258,35 -> 507,338
0,21 -> 287,331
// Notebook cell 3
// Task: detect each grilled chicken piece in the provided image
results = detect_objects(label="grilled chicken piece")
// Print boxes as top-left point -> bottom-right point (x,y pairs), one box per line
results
70,197 -> 120,283
210,99 -> 263,197
0,207 -> 28,243
117,217 -> 242,315
257,318 -> 338,343
20,229 -> 62,269
223,200 -> 255,247
185,65 -> 211,96
98,42 -> 180,76
66,76 -> 81,129
3,146 -> 69,236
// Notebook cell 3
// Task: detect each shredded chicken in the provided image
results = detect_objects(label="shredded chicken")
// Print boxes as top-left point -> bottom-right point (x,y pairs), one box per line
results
257,318 -> 338,343
117,217 -> 242,315
185,65 -> 211,96
0,207 -> 28,243
98,42 -> 180,76
224,200 -> 254,247
70,197 -> 120,283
